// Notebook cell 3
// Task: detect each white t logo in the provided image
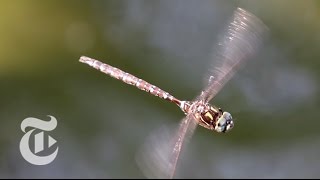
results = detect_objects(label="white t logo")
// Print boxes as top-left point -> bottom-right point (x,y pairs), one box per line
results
19,115 -> 59,165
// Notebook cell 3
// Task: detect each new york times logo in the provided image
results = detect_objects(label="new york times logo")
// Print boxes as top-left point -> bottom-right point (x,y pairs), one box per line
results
19,115 -> 59,165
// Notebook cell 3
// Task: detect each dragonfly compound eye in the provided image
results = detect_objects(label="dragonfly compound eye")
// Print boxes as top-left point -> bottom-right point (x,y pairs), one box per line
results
215,112 -> 234,133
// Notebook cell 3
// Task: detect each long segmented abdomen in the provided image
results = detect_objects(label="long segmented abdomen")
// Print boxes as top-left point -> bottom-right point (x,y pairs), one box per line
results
79,56 -> 178,102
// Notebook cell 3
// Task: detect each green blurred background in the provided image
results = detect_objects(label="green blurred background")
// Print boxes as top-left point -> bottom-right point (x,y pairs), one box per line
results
0,0 -> 319,178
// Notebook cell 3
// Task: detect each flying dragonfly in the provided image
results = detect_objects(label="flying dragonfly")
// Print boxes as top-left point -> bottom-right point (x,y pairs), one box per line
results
79,7 -> 268,179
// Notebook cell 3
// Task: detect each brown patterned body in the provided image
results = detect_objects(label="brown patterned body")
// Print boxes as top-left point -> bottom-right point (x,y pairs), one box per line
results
80,56 -> 179,103
183,100 -> 220,130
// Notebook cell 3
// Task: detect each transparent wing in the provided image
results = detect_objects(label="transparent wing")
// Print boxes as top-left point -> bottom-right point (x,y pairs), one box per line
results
169,114 -> 198,179
136,114 -> 198,179
198,7 -> 268,103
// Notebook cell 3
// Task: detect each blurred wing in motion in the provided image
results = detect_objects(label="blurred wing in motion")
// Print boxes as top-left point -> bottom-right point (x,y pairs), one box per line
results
136,114 -> 198,179
198,7 -> 268,103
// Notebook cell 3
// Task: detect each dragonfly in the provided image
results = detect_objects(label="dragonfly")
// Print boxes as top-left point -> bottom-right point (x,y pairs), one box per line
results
79,7 -> 268,179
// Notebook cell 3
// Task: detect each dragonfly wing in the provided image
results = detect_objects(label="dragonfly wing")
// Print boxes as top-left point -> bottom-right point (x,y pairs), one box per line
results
136,114 -> 198,179
169,114 -> 198,178
198,7 -> 268,103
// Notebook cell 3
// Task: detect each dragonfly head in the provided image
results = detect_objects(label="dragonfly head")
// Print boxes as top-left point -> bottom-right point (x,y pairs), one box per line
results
215,110 -> 234,133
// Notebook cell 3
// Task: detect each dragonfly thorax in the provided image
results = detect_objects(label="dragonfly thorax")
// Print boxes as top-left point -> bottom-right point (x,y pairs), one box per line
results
179,100 -> 234,133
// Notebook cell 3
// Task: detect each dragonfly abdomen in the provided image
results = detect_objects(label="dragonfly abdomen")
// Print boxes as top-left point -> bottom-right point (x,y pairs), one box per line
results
80,56 -> 178,102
